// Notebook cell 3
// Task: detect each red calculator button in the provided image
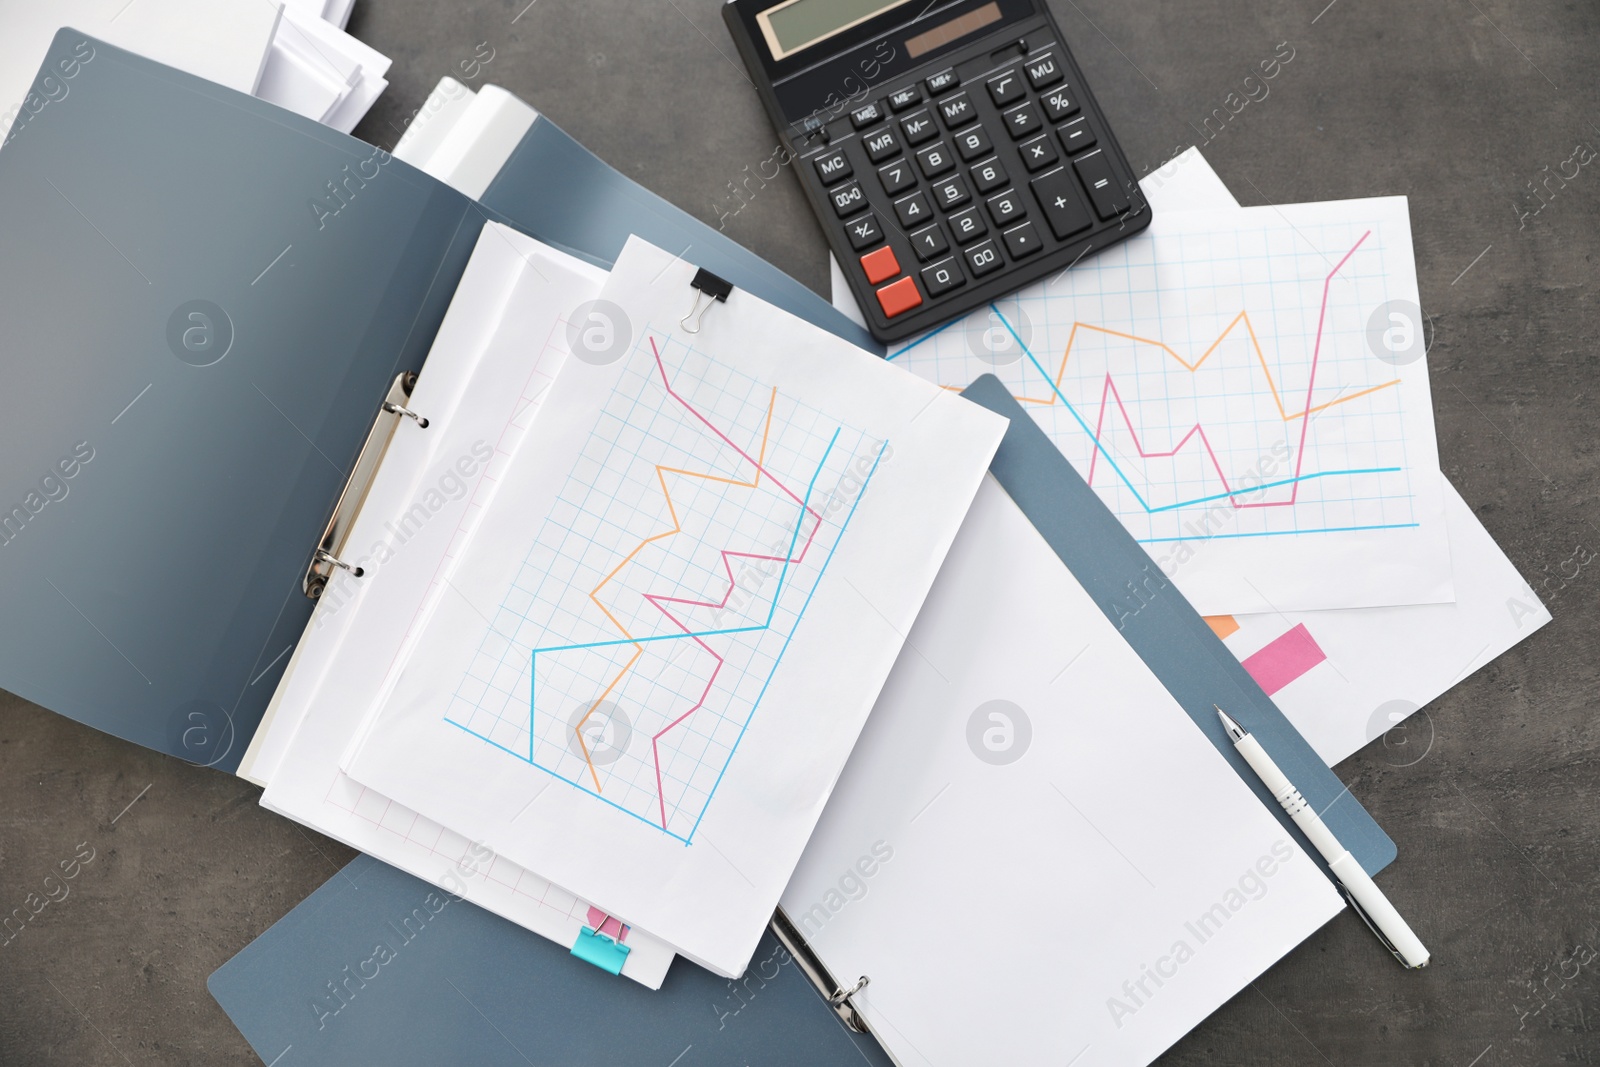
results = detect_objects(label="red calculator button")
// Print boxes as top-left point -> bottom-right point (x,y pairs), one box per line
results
860,245 -> 901,284
875,276 -> 923,318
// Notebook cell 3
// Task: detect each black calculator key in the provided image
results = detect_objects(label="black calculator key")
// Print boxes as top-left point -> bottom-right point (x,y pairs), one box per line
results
900,110 -> 938,145
908,221 -> 950,261
878,158 -> 917,195
948,206 -> 988,244
863,126 -> 902,163
1057,116 -> 1096,155
937,91 -> 975,129
1003,100 -> 1042,139
916,141 -> 955,179
1018,133 -> 1059,172
1074,150 -> 1131,219
850,102 -> 884,129
1041,86 -> 1079,122
920,258 -> 966,296
1030,168 -> 1093,239
986,189 -> 1026,225
888,85 -> 921,111
931,174 -> 971,210
814,149 -> 852,185
986,69 -> 1025,106
1002,220 -> 1043,258
953,125 -> 992,161
925,68 -> 960,94
830,181 -> 868,217
970,157 -> 1009,194
1025,53 -> 1064,89
964,239 -> 1005,278
894,190 -> 933,228
844,213 -> 885,250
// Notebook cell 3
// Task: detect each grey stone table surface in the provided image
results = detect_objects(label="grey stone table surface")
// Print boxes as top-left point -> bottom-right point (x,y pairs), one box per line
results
1,1 -> 1596,1064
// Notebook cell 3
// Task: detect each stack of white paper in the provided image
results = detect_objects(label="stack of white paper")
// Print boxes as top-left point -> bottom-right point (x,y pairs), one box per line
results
256,2 -> 391,133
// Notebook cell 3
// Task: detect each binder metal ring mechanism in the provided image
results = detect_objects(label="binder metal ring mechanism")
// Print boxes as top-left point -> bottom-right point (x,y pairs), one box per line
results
771,908 -> 871,1033
303,371 -> 431,599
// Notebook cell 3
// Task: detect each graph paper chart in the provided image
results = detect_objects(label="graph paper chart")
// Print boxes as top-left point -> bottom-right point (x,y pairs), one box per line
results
888,206 -> 1433,549
444,331 -> 882,843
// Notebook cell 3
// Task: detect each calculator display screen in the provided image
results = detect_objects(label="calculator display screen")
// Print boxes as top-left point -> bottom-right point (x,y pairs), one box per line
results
904,1 -> 1002,57
757,0 -> 916,60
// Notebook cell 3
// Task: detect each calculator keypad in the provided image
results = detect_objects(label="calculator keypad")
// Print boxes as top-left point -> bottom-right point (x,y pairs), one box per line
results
796,31 -> 1148,338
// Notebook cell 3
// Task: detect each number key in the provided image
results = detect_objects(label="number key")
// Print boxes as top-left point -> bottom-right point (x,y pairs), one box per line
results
830,182 -> 867,217
894,190 -> 933,228
878,158 -> 916,195
916,141 -> 955,179
964,239 -> 1004,278
953,125 -> 992,161
947,206 -> 988,244
930,173 -> 971,210
920,258 -> 965,296
1003,100 -> 1042,139
908,221 -> 950,261
986,189 -> 1026,226
970,157 -> 1009,194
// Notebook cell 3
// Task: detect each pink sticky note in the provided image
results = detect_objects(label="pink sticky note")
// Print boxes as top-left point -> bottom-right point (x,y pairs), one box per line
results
1241,623 -> 1327,696
586,906 -> 629,943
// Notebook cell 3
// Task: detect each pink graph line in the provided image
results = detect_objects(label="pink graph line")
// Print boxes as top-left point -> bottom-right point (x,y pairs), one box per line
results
629,337 -> 825,830
1083,231 -> 1372,509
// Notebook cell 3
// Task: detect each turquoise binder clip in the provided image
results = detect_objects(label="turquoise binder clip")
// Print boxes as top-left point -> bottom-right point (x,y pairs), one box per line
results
570,914 -> 631,975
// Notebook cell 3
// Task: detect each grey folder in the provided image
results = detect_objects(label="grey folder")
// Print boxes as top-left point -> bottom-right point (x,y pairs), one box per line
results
962,375 -> 1396,877
0,32 -> 873,774
209,854 -> 893,1067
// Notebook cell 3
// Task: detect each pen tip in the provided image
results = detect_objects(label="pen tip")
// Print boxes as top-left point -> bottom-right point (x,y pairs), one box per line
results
1215,706 -> 1246,741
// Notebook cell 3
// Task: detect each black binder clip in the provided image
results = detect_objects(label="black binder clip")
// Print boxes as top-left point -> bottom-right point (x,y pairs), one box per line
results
681,268 -> 733,334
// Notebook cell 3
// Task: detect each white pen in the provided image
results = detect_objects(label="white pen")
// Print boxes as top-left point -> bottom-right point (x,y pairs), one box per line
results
1215,706 -> 1430,968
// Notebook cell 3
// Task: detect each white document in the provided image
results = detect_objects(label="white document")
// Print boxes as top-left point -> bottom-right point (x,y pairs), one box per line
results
257,5 -> 390,132
889,195 -> 1454,615
343,236 -> 1008,975
782,477 -> 1344,1067
0,0 -> 280,140
392,78 -> 478,171
1214,479 -> 1550,765
251,224 -> 676,987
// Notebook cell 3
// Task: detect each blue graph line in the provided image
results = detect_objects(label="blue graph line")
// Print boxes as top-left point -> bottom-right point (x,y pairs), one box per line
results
1137,522 -> 1420,545
987,304 -> 1409,528
686,441 -> 887,843
448,420 -> 868,842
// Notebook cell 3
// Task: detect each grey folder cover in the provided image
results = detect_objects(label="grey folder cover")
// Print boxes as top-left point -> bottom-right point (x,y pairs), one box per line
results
961,375 -> 1396,876
208,854 -> 893,1067
0,32 -> 872,774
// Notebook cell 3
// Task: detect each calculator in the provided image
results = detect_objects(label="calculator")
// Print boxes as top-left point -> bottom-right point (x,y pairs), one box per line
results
723,0 -> 1151,344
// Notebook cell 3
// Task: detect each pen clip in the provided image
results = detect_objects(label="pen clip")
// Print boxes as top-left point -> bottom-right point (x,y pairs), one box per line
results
1336,882 -> 1418,969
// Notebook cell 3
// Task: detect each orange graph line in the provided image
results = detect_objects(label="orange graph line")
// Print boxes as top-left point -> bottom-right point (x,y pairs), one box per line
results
1010,311 -> 1401,421
573,387 -> 778,792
